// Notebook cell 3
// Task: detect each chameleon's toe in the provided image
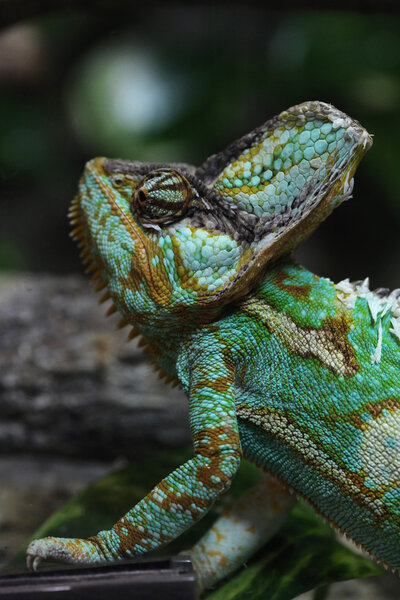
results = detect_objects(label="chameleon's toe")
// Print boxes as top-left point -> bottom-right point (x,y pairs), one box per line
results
26,546 -> 42,571
26,538 -> 57,570
26,536 -> 105,569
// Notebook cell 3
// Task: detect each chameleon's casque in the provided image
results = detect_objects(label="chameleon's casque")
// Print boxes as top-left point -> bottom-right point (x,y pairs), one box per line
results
27,101 -> 400,591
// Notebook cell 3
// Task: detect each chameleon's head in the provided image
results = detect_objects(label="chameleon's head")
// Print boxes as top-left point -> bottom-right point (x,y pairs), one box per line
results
71,101 -> 372,324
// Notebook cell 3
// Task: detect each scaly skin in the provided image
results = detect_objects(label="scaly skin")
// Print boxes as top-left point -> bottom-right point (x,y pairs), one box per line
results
26,101 -> 400,590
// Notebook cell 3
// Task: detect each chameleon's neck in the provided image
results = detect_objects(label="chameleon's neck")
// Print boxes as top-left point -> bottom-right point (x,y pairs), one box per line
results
128,256 -> 303,330
237,257 -> 336,328
130,301 -> 225,333
122,301 -> 226,375
126,258 -> 305,370
121,257 -> 321,376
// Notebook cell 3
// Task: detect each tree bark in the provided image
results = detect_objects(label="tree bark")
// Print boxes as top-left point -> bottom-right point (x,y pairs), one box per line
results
0,274 -> 189,459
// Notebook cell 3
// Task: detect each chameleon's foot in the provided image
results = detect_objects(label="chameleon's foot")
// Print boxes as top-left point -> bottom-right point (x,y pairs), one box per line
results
26,536 -> 105,570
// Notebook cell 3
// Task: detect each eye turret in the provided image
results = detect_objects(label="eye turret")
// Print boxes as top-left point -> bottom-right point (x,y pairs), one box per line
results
131,168 -> 193,225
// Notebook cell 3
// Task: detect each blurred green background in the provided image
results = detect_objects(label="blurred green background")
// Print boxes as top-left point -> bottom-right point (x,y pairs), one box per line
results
0,7 -> 399,287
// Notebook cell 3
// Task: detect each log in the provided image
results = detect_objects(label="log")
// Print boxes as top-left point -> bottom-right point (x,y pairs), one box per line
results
0,274 -> 189,459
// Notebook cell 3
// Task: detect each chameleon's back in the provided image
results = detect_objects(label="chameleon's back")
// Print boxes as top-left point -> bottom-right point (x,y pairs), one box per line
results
233,259 -> 400,569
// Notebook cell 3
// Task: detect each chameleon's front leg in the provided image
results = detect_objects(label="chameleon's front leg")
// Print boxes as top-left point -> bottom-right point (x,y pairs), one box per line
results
188,470 -> 296,592
26,348 -> 241,569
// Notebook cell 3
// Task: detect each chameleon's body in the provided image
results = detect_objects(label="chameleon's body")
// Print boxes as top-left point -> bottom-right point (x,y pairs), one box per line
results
27,101 -> 400,590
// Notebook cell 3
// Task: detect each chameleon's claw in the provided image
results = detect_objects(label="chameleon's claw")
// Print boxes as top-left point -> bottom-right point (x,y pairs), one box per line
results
26,554 -> 42,572
26,540 -> 46,571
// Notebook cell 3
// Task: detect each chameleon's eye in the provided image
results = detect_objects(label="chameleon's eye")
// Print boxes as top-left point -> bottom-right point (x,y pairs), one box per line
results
136,190 -> 147,207
131,168 -> 193,225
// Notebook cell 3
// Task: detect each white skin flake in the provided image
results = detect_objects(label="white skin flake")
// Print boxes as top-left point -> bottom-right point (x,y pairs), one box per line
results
142,222 -> 162,232
336,279 -> 400,362
371,321 -> 383,364
390,318 -> 400,342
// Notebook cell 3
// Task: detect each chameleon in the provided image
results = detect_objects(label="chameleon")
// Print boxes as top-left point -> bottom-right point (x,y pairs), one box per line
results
26,101 -> 400,592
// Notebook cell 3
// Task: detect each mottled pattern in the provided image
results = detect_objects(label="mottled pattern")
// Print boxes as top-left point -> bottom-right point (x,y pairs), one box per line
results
26,102 -> 400,591
189,470 -> 295,593
213,103 -> 366,219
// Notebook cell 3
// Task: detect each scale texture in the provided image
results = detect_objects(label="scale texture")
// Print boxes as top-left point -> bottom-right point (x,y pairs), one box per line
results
26,101 -> 400,590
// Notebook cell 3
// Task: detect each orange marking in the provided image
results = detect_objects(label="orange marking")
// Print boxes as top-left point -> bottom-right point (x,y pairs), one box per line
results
218,555 -> 228,568
206,550 -> 223,558
213,527 -> 226,543
245,525 -> 257,534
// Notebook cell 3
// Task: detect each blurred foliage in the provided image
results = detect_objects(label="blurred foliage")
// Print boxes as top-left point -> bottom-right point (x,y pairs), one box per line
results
12,449 -> 383,599
0,8 -> 399,285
